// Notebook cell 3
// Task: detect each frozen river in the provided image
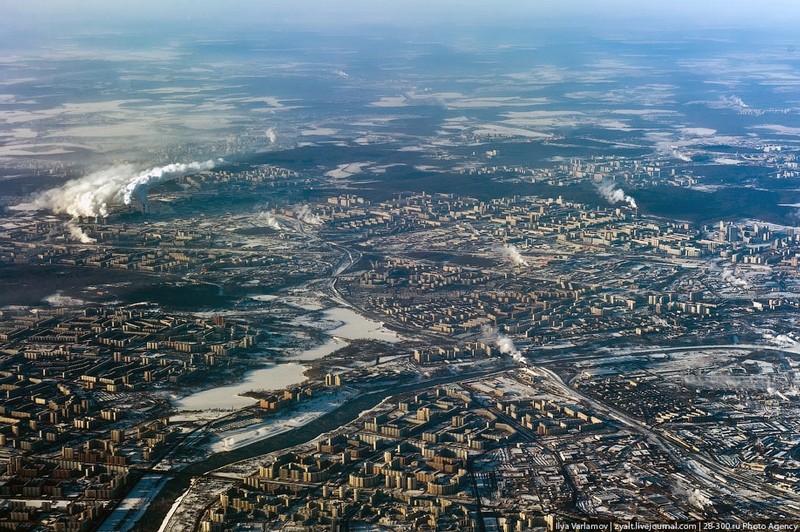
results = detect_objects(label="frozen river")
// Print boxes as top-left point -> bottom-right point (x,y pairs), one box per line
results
320,306 -> 400,343
172,306 -> 400,411
173,362 -> 308,411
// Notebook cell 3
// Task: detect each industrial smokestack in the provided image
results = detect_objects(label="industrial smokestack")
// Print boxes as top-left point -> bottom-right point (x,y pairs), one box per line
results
596,180 -> 637,209
495,243 -> 529,267
15,159 -> 220,218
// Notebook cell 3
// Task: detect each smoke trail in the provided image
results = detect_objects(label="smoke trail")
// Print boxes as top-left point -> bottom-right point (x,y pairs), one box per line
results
498,334 -> 528,364
596,180 -> 637,209
688,489 -> 714,511
65,221 -> 95,243
482,325 -> 527,365
495,244 -> 528,267
265,129 -> 277,144
255,211 -> 281,230
496,334 -> 517,356
723,95 -> 749,109
43,291 -> 86,307
721,267 -> 749,289
17,159 -> 219,218
672,148 -> 692,162
293,204 -> 323,225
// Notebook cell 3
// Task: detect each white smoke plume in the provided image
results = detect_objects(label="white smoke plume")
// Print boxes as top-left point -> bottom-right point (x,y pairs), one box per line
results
722,95 -> 749,110
762,331 -> 797,349
689,489 -> 714,511
681,374 -> 776,392
265,129 -> 277,144
596,180 -> 637,209
65,221 -> 96,243
18,159 -> 219,218
496,334 -> 517,356
293,204 -> 323,225
255,211 -> 281,230
498,334 -> 528,365
496,244 -> 528,267
482,325 -> 527,365
43,291 -> 86,307
721,267 -> 749,289
672,148 -> 693,162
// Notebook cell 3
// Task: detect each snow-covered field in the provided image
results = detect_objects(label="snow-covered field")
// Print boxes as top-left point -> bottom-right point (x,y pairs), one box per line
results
210,388 -> 358,453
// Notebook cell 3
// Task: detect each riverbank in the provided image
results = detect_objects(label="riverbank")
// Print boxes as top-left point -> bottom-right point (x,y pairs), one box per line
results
135,364 -> 510,531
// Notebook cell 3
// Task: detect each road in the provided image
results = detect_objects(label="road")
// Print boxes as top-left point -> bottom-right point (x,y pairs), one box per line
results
97,474 -> 170,532
110,211 -> 800,529
535,343 -> 799,366
137,363 -> 513,531
526,363 -> 800,516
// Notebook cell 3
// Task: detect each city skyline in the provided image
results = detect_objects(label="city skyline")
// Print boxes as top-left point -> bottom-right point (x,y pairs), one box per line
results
2,2 -> 800,530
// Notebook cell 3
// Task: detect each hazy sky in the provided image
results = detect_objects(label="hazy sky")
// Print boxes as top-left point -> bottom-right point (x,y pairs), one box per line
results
3,0 -> 800,36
